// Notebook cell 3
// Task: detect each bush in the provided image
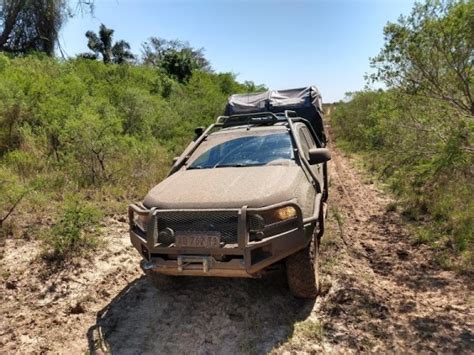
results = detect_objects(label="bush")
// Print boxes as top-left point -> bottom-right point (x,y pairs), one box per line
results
0,166 -> 30,229
0,54 -> 262,266
332,90 -> 473,271
43,197 -> 102,260
0,56 -> 255,187
332,1 -> 473,272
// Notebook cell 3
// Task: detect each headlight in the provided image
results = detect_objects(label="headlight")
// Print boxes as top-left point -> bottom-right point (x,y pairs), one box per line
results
248,206 -> 298,241
249,206 -> 298,229
134,213 -> 150,232
273,206 -> 297,221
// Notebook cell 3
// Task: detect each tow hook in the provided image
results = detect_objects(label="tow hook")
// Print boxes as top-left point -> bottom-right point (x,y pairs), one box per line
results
141,260 -> 156,271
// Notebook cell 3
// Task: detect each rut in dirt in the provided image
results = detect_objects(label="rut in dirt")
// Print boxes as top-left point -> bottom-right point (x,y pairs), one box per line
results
317,128 -> 473,353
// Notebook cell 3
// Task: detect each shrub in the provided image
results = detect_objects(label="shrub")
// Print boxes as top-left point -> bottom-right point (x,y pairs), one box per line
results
43,197 -> 102,260
332,90 -> 473,270
0,166 -> 30,229
0,54 -> 263,267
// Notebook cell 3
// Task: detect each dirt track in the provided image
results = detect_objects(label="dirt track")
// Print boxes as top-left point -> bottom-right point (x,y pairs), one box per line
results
1,128 -> 473,353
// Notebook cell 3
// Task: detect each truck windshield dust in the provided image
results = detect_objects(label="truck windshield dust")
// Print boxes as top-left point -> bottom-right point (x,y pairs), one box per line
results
188,132 -> 294,169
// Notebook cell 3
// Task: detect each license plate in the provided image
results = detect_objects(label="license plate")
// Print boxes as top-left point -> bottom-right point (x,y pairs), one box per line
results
175,232 -> 221,248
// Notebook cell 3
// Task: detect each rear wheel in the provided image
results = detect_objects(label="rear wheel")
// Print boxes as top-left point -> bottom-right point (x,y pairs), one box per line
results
285,232 -> 320,299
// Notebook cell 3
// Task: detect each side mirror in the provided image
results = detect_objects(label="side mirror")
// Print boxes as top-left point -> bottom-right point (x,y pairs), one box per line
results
172,156 -> 179,165
308,148 -> 331,165
194,126 -> 205,141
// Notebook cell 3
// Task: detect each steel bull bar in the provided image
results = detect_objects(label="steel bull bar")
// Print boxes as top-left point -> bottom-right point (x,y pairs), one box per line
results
129,195 -> 322,277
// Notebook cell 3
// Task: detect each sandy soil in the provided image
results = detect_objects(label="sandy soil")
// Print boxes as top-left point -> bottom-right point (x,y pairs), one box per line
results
1,128 -> 472,354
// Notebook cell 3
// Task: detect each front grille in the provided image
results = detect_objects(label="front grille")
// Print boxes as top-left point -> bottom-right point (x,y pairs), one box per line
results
156,210 -> 239,245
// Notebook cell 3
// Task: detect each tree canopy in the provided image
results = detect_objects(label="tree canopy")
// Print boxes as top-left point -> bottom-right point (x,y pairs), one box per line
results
0,0 -> 93,56
370,0 -> 473,117
83,23 -> 135,64
142,37 -> 211,82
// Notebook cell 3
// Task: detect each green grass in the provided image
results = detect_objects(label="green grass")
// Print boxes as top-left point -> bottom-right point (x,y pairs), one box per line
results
294,320 -> 324,341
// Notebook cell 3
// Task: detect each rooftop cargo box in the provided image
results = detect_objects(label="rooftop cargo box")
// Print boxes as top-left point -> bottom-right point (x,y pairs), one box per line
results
224,86 -> 326,144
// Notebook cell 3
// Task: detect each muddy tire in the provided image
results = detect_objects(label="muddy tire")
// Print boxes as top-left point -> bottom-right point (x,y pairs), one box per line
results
285,235 -> 320,299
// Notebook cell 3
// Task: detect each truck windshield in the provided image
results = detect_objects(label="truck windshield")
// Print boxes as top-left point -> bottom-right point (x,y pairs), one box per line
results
188,132 -> 294,169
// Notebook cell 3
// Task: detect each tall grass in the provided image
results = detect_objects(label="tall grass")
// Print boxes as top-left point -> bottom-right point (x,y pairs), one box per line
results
332,91 -> 473,272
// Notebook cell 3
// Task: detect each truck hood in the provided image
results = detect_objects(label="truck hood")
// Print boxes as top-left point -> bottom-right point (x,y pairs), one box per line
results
143,165 -> 305,209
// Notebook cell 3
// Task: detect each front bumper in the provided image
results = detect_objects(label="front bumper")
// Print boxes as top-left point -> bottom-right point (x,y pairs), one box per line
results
129,199 -> 320,278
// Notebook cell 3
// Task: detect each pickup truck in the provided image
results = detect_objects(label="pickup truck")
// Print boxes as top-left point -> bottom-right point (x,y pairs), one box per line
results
128,87 -> 330,298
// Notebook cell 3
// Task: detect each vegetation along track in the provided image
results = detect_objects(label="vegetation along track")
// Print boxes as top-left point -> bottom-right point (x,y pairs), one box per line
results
1,126 -> 472,354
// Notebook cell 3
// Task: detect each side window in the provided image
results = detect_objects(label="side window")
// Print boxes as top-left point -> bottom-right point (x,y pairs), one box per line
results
302,127 -> 316,149
298,128 -> 310,160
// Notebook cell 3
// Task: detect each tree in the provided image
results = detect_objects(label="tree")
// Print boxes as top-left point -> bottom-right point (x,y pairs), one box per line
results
83,23 -> 134,64
242,80 -> 267,93
370,0 -> 473,117
159,49 -> 200,83
61,106 -> 123,185
142,37 -> 211,82
0,0 -> 93,56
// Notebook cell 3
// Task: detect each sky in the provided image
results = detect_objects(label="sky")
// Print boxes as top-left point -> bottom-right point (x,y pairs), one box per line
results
61,0 -> 415,102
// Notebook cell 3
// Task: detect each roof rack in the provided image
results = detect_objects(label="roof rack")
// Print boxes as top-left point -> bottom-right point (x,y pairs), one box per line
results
169,110 -> 322,176
215,110 -> 322,145
216,110 -> 304,126
216,111 -> 282,127
285,110 -> 298,118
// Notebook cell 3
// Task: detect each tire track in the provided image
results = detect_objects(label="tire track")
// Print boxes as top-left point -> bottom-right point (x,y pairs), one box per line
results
318,124 -> 474,352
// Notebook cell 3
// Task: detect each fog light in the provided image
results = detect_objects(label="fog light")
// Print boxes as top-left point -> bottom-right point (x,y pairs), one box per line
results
249,214 -> 265,231
158,227 -> 175,242
274,206 -> 297,221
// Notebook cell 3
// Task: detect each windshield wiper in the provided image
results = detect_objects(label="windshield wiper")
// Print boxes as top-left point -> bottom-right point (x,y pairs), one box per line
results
187,165 -> 205,170
214,163 -> 265,168
214,163 -> 246,168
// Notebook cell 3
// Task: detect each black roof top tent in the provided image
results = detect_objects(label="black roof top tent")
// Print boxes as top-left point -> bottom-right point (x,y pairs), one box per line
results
224,86 -> 326,145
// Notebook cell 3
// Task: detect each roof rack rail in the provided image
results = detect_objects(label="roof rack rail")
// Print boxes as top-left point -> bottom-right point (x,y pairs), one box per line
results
215,110 -> 311,130
284,110 -> 298,118
216,111 -> 282,127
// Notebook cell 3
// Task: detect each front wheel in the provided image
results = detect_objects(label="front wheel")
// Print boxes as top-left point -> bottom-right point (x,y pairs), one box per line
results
285,233 -> 320,299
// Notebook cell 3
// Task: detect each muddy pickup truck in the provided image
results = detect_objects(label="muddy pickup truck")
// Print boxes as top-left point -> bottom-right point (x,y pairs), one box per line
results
128,86 -> 330,298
